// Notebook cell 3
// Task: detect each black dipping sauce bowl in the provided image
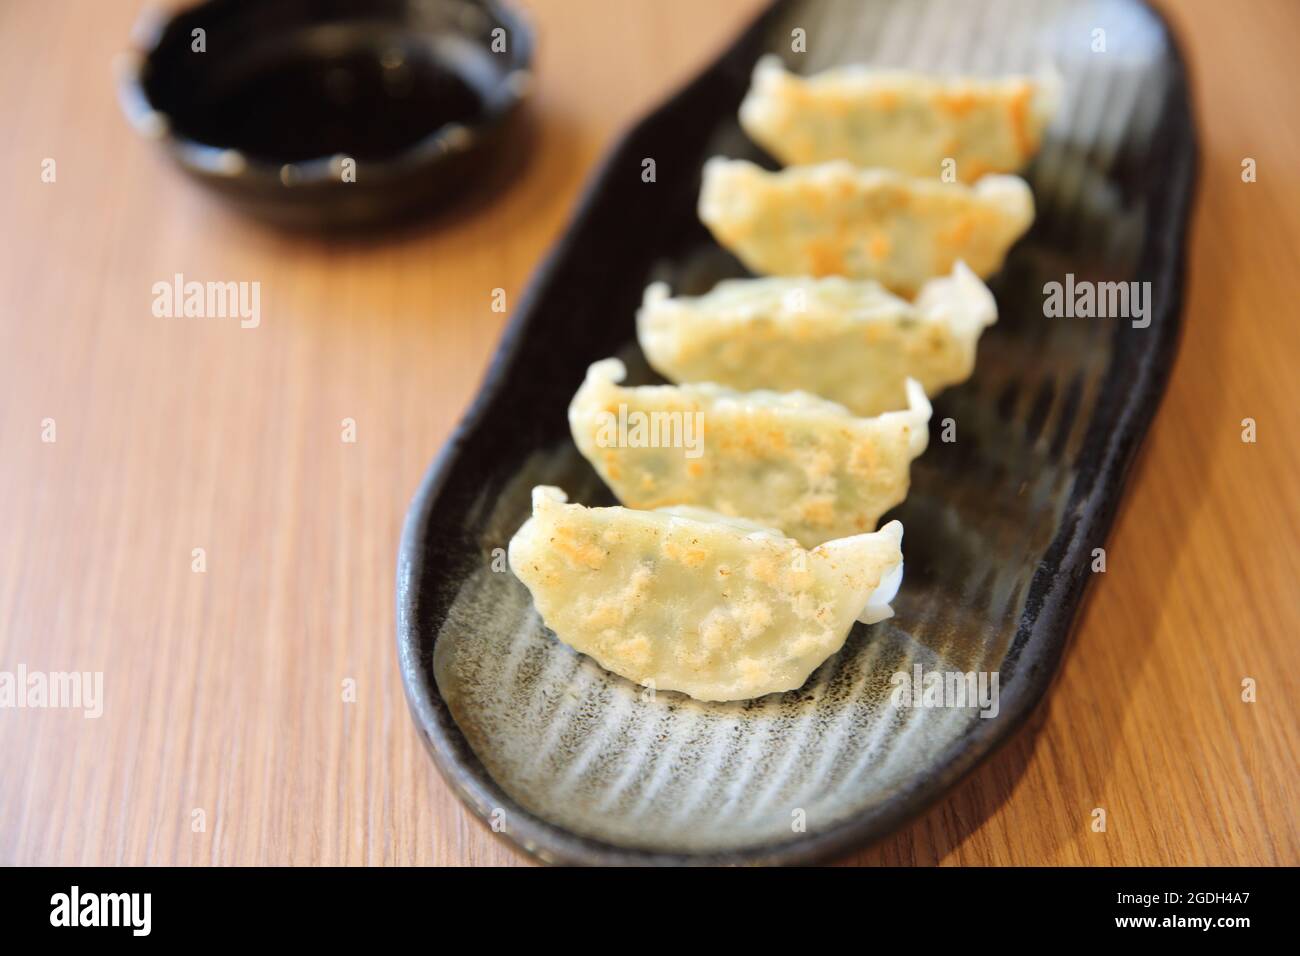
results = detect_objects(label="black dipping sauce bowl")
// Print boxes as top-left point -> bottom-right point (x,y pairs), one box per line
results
117,0 -> 534,229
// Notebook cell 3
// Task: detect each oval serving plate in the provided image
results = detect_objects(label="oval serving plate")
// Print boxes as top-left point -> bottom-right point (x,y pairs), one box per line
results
398,0 -> 1197,865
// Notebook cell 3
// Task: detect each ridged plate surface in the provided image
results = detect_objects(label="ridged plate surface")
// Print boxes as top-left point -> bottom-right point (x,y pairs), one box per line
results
398,0 -> 1196,864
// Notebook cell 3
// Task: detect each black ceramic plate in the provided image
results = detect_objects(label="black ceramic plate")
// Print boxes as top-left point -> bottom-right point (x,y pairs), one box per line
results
398,0 -> 1196,865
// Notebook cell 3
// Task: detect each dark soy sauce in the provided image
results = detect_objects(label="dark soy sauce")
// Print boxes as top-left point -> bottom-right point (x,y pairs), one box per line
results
172,39 -> 490,163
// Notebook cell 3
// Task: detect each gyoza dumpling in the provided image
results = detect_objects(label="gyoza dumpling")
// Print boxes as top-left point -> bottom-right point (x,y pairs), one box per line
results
569,358 -> 929,547
508,486 -> 904,701
638,261 -> 996,417
698,158 -> 1033,294
739,56 -> 1060,181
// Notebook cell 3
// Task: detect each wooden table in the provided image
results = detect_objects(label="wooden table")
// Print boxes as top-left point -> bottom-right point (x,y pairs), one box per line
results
1,0 -> 1295,866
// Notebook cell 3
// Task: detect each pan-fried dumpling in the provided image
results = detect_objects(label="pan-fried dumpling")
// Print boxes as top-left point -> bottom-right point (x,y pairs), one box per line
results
739,56 -> 1060,181
638,261 -> 996,417
698,158 -> 1033,294
569,358 -> 929,547
508,486 -> 904,701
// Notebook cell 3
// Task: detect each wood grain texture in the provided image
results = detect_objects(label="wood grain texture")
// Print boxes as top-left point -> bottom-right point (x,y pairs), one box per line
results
0,0 -> 1295,867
